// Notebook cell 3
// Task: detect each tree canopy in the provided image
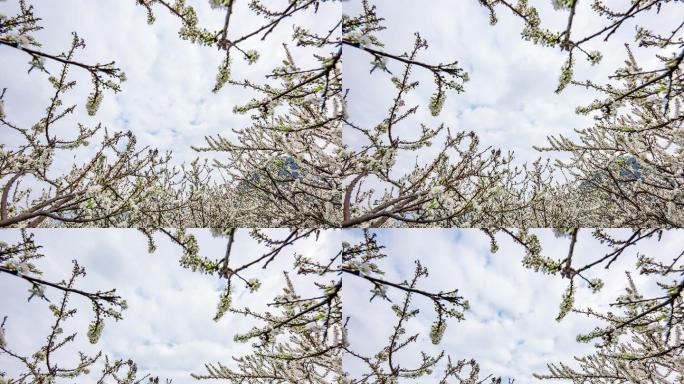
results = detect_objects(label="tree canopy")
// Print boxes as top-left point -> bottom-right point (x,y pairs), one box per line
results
1,0 -> 683,383
0,0 -> 681,227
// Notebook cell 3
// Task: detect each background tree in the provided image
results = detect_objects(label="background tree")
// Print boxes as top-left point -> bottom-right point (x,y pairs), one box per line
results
146,227 -> 345,382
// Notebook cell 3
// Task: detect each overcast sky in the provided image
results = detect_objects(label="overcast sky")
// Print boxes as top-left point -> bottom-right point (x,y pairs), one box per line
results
343,0 -> 681,170
3,229 -> 680,382
343,228 -> 684,383
2,0 -> 678,175
0,228 -> 339,382
2,1 -> 683,383
0,0 -> 339,169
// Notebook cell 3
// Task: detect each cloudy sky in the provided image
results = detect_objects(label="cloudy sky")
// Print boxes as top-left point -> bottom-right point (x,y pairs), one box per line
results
0,0 -> 339,168
0,228 -> 339,382
3,228 -> 680,382
343,228 -> 684,382
343,0 -> 681,170
3,0 -> 678,172
2,1 -> 683,383
2,0 -> 678,178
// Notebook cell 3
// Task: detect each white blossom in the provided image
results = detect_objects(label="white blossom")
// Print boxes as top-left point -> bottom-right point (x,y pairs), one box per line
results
0,327 -> 6,348
28,284 -> 46,301
347,260 -> 372,276
346,32 -> 373,46
551,0 -> 571,10
208,0 -> 228,9
371,284 -> 387,298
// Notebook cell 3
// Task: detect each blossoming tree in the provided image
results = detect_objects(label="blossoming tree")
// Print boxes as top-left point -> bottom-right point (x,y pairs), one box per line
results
0,231 -> 164,383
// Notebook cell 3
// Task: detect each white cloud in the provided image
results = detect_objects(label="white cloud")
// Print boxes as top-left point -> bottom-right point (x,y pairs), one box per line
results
342,0 -> 682,168
0,0 -> 340,169
2,228 -> 681,382
0,228 -> 340,382
343,228 -> 684,382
